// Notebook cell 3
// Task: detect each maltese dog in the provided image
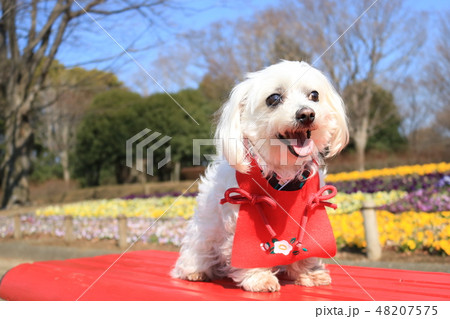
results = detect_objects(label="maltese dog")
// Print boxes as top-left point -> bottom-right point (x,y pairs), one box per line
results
172,61 -> 349,292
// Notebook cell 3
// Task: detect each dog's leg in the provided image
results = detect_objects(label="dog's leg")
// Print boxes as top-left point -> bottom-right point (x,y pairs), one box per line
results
230,268 -> 280,292
171,245 -> 214,282
286,258 -> 331,287
171,218 -> 218,282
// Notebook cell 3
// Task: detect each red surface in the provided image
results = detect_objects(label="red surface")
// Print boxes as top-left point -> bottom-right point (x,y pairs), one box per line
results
0,250 -> 449,301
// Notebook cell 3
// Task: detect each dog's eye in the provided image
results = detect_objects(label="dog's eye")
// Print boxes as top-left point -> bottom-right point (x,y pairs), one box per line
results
266,93 -> 283,108
308,91 -> 319,102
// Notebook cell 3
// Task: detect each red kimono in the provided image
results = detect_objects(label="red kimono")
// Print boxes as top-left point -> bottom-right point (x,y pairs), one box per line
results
221,160 -> 338,269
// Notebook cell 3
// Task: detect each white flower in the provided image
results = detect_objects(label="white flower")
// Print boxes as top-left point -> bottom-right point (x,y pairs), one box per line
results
273,240 -> 293,255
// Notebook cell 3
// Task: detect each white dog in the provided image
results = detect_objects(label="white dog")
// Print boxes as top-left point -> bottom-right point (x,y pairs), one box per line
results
172,61 -> 349,292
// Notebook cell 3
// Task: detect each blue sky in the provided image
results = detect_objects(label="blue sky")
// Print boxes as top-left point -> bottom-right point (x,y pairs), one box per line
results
56,0 -> 449,94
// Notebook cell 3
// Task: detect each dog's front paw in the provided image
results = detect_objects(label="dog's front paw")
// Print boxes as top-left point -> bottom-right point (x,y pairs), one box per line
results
295,269 -> 331,287
241,272 -> 280,292
186,272 -> 210,282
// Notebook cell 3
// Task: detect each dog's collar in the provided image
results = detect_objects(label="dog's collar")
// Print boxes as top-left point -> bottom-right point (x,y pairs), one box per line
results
267,171 -> 310,191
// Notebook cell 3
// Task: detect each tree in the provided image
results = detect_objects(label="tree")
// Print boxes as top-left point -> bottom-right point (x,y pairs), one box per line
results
0,0 -> 174,207
344,85 -> 406,152
401,13 -> 450,163
155,0 -> 425,170
397,77 -> 429,151
156,7 -> 311,102
74,88 -> 142,186
74,88 -> 216,186
289,0 -> 425,170
36,62 -> 121,184
130,89 -> 216,181
366,87 -> 406,151
424,13 -> 450,137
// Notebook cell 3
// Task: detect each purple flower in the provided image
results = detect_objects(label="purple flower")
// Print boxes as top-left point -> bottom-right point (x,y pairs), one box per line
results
438,175 -> 450,188
330,173 -> 446,194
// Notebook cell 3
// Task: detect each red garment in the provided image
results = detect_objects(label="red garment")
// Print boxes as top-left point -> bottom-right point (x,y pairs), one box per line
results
221,160 -> 337,268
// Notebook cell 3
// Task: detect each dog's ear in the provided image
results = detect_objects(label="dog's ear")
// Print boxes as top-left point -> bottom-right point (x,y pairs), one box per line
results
215,79 -> 252,173
323,80 -> 349,158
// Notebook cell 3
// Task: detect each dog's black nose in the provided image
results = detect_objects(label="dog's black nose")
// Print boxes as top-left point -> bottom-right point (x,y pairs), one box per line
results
296,107 -> 315,126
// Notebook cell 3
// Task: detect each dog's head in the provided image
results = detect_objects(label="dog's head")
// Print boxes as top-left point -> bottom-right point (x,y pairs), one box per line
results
215,60 -> 348,181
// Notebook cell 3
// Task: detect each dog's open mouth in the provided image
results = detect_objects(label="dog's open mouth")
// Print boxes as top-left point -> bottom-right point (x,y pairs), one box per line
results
277,130 -> 314,157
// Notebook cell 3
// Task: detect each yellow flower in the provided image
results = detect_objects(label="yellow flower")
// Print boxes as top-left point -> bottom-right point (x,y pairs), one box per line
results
440,240 -> 450,255
433,241 -> 441,251
440,225 -> 450,239
416,231 -> 424,242
406,240 -> 416,250
329,209 -> 449,254
326,162 -> 450,182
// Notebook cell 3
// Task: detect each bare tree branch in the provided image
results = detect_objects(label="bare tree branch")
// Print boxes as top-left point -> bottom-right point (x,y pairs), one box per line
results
0,0 -> 179,207
159,0 -> 426,170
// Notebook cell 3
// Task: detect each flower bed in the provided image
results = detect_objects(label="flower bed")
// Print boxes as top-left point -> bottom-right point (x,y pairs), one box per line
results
35,197 -> 197,219
329,190 -> 406,214
381,188 -> 450,213
330,210 -> 450,255
34,190 -> 406,217
326,162 -> 450,183
0,213 -> 187,246
2,210 -> 448,255
121,192 -> 197,200
2,162 -> 448,256
330,172 -> 446,194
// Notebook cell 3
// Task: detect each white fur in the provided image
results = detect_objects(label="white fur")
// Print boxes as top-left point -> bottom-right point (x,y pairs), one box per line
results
172,61 -> 349,292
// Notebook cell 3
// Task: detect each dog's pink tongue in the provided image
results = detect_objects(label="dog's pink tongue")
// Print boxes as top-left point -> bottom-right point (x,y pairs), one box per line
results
293,139 -> 314,157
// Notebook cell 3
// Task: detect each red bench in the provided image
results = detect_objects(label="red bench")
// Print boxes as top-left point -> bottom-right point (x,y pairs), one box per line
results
0,250 -> 449,301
